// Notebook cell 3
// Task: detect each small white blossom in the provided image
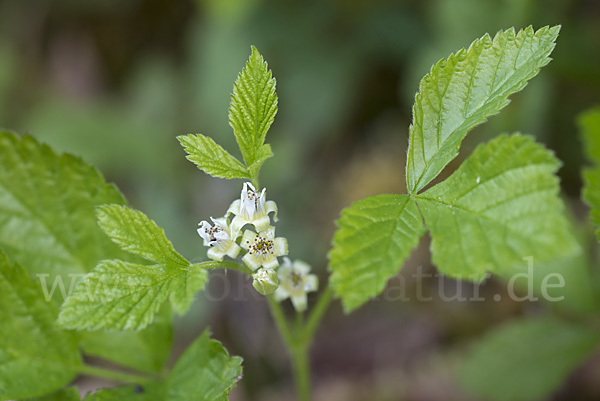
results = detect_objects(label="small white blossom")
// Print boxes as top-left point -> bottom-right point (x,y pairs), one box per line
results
240,226 -> 288,271
197,217 -> 241,261
227,182 -> 278,234
252,267 -> 279,295
274,258 -> 318,312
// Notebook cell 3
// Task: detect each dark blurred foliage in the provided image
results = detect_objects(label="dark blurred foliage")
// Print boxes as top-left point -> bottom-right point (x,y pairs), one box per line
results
1,0 -> 599,400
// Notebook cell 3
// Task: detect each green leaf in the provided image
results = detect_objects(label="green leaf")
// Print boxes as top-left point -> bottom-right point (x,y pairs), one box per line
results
58,261 -> 209,331
177,134 -> 250,179
80,305 -> 172,373
0,132 -> 128,291
328,194 -> 425,313
0,252 -> 81,400
166,330 -> 243,401
84,382 -> 165,401
246,144 -> 273,177
579,107 -> 600,239
417,134 -> 577,280
406,25 -> 560,194
579,106 -> 600,163
0,132 -> 171,373
459,316 -> 599,401
96,204 -> 189,268
83,331 -> 242,401
169,264 -> 210,315
25,387 -> 81,401
229,46 -> 278,168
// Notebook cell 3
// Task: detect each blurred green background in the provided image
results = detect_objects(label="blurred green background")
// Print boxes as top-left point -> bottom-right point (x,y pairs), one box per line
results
1,0 -> 599,400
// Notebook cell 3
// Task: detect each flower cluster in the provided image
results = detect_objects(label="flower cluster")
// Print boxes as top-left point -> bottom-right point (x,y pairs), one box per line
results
197,183 -> 317,310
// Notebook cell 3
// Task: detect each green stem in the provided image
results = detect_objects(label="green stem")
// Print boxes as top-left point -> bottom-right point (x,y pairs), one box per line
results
202,260 -> 253,275
267,288 -> 335,401
267,295 -> 312,401
267,295 -> 295,348
302,286 -> 333,343
78,364 -> 153,384
290,341 -> 311,401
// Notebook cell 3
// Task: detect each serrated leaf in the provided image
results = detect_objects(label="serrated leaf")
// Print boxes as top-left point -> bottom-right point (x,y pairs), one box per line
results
177,134 -> 250,179
0,132 -> 128,290
459,317 -> 599,401
246,144 -> 273,177
229,46 -> 278,168
417,134 -> 577,279
0,132 -> 171,373
25,387 -> 81,401
84,331 -> 242,401
167,330 -> 243,401
84,382 -> 165,401
328,194 -> 425,313
81,305 -> 172,373
96,205 -> 189,268
406,25 -> 560,194
169,264 -> 209,315
579,107 -> 600,240
580,107 -> 600,163
0,252 -> 81,400
58,261 -> 209,331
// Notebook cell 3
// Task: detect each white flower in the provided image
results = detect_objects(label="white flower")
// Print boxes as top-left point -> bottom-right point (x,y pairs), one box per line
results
240,226 -> 288,271
197,217 -> 241,261
252,268 -> 279,295
227,182 -> 278,234
274,258 -> 318,312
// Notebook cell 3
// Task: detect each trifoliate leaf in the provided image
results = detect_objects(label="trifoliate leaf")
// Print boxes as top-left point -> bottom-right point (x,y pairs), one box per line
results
177,134 -> 250,179
579,107 -> 600,240
0,132 -> 128,290
167,330 -> 243,401
25,387 -> 81,401
417,134 -> 577,280
0,132 -> 171,373
229,46 -> 278,168
406,26 -> 560,194
96,204 -> 189,268
0,252 -> 81,400
328,194 -> 425,313
57,261 -> 210,331
459,316 -> 599,401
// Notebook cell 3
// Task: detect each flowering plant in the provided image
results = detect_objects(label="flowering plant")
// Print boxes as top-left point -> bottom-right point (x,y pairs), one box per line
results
1,25 -> 596,401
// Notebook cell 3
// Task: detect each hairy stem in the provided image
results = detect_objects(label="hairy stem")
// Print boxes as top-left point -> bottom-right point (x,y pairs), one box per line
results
202,260 -> 253,275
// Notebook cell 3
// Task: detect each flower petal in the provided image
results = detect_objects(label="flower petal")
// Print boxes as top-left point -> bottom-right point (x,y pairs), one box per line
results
241,230 -> 258,250
207,247 -> 226,261
225,243 -> 242,259
274,287 -> 289,302
242,253 -> 262,271
253,215 -> 271,233
263,256 -> 280,270
304,274 -> 318,292
291,294 -> 308,312
265,200 -> 278,222
273,237 -> 288,257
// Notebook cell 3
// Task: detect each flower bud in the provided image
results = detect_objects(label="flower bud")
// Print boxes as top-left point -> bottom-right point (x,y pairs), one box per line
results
252,268 -> 279,295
